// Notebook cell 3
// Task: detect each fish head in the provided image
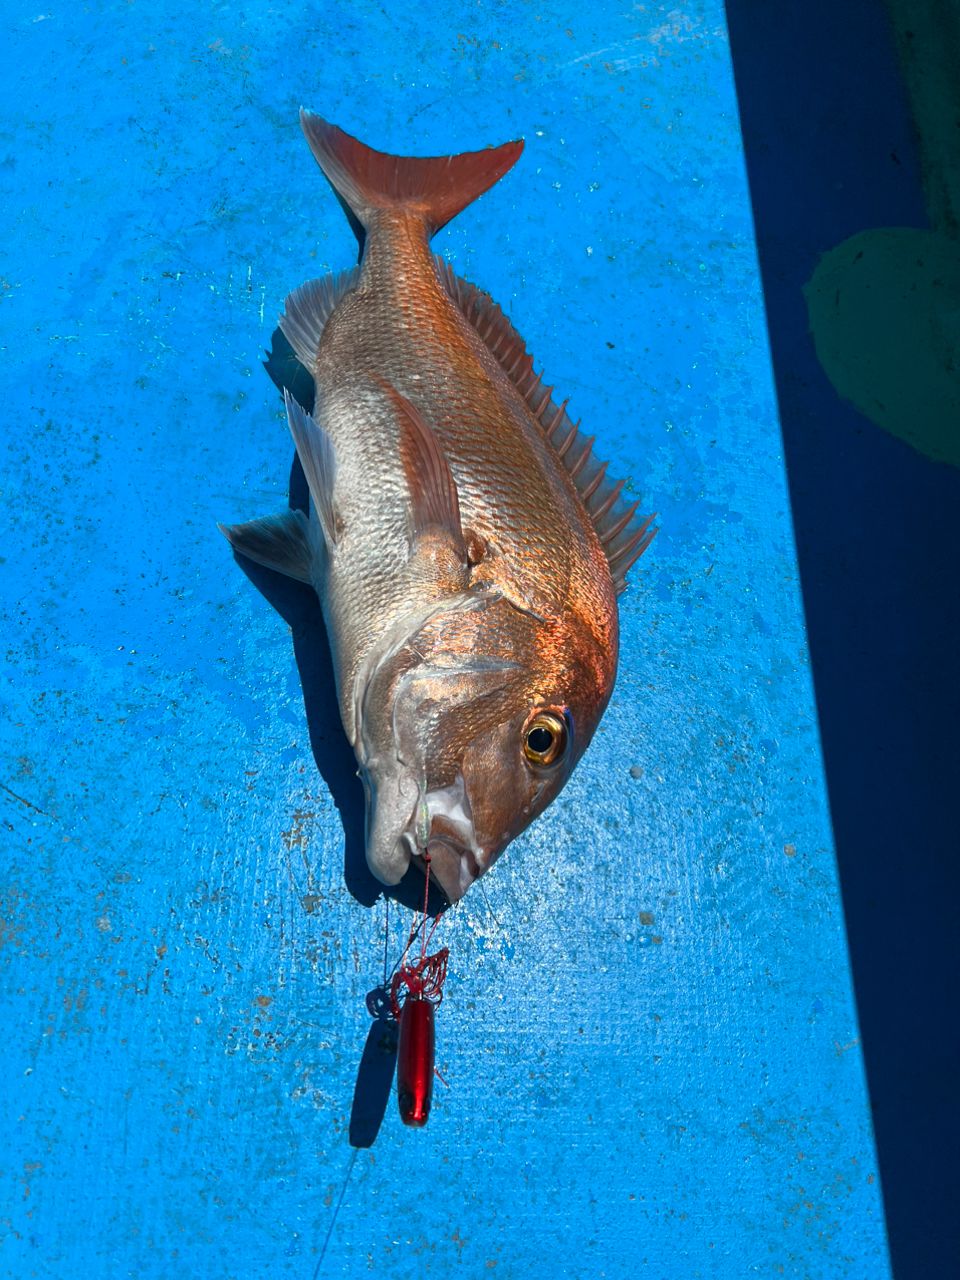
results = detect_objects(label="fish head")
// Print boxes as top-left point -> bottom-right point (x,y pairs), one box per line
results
358,588 -> 617,903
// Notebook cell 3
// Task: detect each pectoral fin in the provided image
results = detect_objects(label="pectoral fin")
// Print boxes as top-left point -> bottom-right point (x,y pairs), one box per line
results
374,376 -> 465,555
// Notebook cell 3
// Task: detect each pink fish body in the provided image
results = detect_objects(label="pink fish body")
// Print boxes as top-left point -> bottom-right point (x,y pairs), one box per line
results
223,112 -> 654,903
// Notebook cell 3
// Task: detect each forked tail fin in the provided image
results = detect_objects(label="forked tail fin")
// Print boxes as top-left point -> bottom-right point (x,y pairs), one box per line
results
299,109 -> 523,240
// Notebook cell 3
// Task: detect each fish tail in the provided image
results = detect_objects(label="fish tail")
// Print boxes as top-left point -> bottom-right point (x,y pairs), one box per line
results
299,109 -> 523,239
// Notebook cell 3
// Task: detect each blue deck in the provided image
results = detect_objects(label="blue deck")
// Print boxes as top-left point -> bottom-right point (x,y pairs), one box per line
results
0,2 -> 916,1277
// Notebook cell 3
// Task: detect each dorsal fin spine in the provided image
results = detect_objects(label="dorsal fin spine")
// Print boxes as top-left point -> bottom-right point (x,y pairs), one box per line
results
534,388 -> 555,423
547,417 -> 568,446
607,518 -> 657,578
580,460 -> 608,503
591,478 -> 625,523
568,435 -> 595,480
555,426 -> 577,458
607,513 -> 654,560
437,258 -> 656,587
600,500 -> 641,547
546,398 -> 569,436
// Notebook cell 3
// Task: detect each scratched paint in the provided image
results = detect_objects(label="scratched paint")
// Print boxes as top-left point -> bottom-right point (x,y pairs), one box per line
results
0,2 -> 889,1278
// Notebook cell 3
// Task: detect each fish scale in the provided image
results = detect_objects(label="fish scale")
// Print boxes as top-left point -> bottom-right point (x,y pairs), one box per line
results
327,223 -> 585,599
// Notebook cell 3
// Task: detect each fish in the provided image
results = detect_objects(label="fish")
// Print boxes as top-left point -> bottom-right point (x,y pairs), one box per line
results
221,110 -> 655,904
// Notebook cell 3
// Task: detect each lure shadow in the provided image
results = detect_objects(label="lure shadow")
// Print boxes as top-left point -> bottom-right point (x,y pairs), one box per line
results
228,329 -> 448,914
348,985 -> 399,1148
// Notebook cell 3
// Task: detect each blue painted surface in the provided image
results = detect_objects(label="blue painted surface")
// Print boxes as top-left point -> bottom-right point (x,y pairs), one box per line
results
1,3 -> 890,1278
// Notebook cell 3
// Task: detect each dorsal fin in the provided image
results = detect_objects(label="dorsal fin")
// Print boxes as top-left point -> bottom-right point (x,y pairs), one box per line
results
278,266 -> 359,373
436,258 -> 657,592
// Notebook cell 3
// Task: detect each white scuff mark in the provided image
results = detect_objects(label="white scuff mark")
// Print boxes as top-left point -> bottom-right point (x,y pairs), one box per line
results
565,39 -> 641,67
561,11 -> 727,70
644,9 -> 729,56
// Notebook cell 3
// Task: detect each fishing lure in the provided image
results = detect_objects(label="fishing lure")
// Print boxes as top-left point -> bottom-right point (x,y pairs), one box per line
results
388,858 -> 448,1127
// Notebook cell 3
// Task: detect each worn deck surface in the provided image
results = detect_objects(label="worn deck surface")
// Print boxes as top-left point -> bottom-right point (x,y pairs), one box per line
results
2,3 -> 892,1277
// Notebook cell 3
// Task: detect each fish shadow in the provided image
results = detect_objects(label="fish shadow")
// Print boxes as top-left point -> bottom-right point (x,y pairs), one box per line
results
230,329 -> 448,916
233,551 -> 377,903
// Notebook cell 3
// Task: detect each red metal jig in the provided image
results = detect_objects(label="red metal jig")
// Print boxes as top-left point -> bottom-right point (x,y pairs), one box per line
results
389,855 -> 448,1127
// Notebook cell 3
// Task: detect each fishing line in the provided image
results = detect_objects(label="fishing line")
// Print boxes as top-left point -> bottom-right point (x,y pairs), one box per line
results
311,1146 -> 358,1280
477,877 -> 504,934
380,895 -> 391,989
390,853 -> 448,1015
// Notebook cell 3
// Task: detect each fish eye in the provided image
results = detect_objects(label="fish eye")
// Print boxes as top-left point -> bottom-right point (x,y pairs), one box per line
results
522,710 -> 569,767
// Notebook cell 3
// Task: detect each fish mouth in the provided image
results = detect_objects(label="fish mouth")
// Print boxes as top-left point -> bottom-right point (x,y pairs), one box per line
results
363,771 -> 486,903
415,836 -> 483,905
416,776 -> 486,903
